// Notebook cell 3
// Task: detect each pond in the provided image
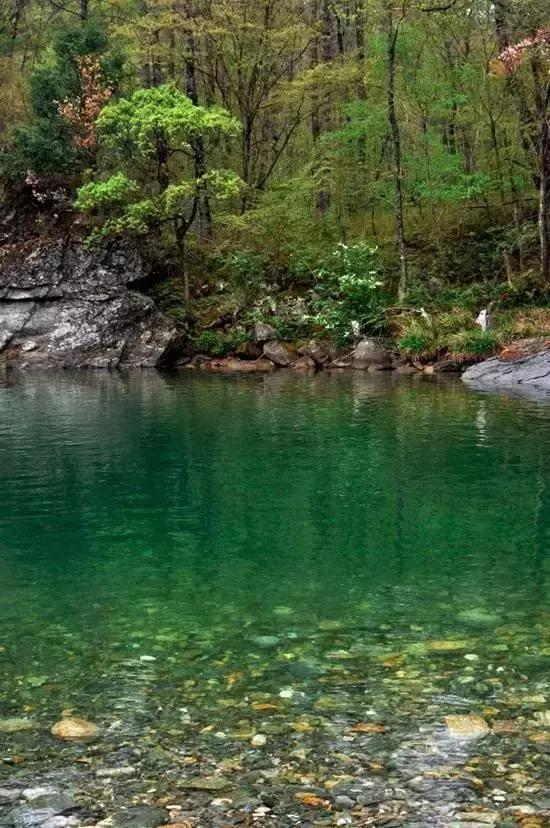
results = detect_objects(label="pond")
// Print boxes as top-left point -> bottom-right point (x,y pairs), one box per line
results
0,371 -> 549,827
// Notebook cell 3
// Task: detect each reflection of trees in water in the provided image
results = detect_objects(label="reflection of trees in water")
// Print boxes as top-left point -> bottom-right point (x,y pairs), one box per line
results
0,372 -> 549,650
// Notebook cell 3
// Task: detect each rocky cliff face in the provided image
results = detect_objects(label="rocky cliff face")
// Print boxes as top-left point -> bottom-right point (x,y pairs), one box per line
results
0,236 -> 181,369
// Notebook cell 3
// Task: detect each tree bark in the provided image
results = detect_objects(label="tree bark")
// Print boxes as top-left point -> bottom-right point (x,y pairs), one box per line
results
185,33 -> 213,241
387,4 -> 407,302
540,99 -> 550,281
310,0 -> 333,219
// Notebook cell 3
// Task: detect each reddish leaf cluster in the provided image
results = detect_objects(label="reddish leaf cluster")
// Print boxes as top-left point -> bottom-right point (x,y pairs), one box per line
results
498,28 -> 550,74
58,56 -> 112,150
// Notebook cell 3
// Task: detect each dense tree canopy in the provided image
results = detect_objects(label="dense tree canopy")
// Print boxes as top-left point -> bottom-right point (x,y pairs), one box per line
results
0,0 -> 549,348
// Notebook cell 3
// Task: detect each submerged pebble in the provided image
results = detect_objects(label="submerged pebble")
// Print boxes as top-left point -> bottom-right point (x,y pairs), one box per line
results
50,717 -> 100,742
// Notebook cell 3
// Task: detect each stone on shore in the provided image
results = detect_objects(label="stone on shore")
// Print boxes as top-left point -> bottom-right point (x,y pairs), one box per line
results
0,239 -> 180,369
253,322 -> 278,343
352,339 -> 392,370
463,341 -> 550,392
291,355 -> 316,370
263,340 -> 295,367
203,357 -> 274,373
302,340 -> 330,366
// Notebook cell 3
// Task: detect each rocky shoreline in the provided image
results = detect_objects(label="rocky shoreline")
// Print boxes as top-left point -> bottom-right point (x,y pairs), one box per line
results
463,340 -> 550,393
179,323 -> 464,377
1,229 -> 549,393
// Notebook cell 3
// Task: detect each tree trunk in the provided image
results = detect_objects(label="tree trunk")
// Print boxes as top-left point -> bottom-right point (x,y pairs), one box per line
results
540,104 -> 550,281
310,0 -> 333,219
175,224 -> 190,306
185,33 -> 213,241
387,4 -> 407,302
152,31 -> 163,86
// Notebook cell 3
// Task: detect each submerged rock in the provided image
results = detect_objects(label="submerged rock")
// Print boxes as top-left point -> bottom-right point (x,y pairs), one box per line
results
444,715 -> 489,740
0,718 -> 34,733
180,776 -> 233,792
3,806 -> 59,828
50,717 -> 100,742
0,239 -> 180,369
457,608 -> 501,628
251,635 -> 280,649
110,806 -> 167,828
423,640 -> 470,655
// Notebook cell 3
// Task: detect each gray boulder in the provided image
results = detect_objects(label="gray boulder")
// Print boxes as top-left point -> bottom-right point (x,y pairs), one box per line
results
291,355 -> 316,370
353,338 -> 392,370
302,340 -> 330,367
463,344 -> 550,393
263,340 -> 295,367
253,322 -> 278,343
0,238 -> 181,369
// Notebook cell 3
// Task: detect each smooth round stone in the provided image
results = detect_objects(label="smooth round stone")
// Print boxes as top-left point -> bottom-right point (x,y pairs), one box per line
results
457,608 -> 501,628
0,718 -> 34,733
334,795 -> 356,811
50,717 -> 100,742
424,640 -> 470,655
444,715 -> 489,740
318,620 -> 343,631
251,635 -> 280,649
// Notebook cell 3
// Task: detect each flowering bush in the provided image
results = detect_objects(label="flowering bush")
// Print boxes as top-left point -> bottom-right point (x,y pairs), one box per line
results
58,56 -> 112,152
309,242 -> 390,341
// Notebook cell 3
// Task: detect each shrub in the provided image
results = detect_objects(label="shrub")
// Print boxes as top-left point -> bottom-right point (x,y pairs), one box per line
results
195,330 -> 234,357
310,241 -> 390,342
447,329 -> 500,356
1,20 -> 122,180
223,250 -> 270,295
398,329 -> 435,357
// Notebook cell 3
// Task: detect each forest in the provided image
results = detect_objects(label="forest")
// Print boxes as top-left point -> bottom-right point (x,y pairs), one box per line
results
0,0 -> 549,361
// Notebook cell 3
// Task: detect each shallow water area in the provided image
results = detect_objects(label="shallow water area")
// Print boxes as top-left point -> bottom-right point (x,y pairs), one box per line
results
0,370 -> 549,827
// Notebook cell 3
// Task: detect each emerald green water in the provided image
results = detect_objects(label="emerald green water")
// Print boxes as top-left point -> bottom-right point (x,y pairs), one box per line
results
0,371 -> 549,822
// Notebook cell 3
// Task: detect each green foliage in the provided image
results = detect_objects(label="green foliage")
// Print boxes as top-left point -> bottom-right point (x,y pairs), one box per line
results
96,85 -> 240,161
1,20 -> 121,179
447,329 -> 500,355
396,309 -> 502,360
195,330 -> 234,357
76,86 -> 241,250
310,242 -> 390,341
194,328 -> 251,357
398,331 -> 432,356
223,250 -> 271,294
75,172 -> 140,210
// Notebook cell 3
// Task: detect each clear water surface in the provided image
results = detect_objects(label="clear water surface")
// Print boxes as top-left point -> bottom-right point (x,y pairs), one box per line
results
0,371 -> 548,823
